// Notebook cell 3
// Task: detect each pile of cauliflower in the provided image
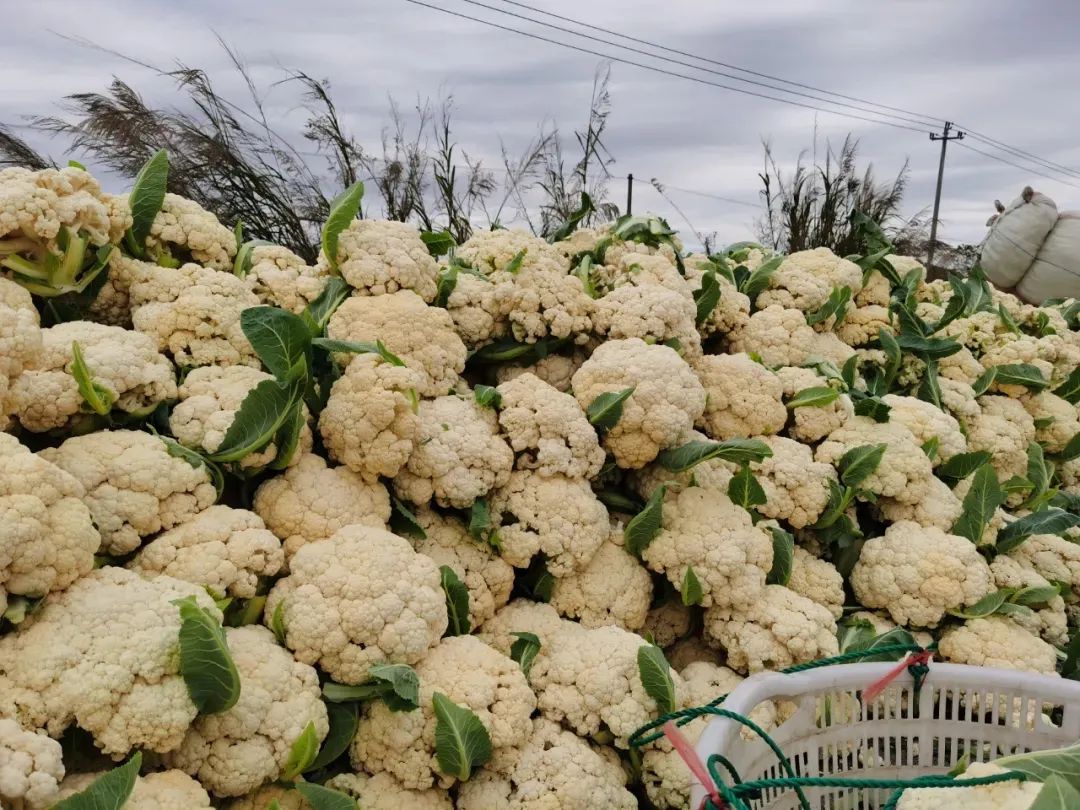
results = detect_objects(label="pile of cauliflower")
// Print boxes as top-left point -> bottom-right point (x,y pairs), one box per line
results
2,160 -> 1080,810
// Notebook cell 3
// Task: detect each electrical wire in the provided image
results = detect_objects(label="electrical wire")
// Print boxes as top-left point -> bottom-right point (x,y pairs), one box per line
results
456,0 -> 940,130
962,130 -> 1080,181
612,174 -> 758,208
953,141 -> 1080,191
400,0 -> 932,134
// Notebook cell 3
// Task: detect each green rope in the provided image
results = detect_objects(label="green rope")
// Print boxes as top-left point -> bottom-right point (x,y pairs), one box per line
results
628,642 -> 978,808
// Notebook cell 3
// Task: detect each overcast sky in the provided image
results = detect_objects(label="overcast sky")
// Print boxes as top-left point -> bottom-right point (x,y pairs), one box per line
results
8,0 -> 1080,251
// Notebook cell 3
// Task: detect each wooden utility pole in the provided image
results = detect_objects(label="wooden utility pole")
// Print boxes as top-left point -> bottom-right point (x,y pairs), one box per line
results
927,121 -> 964,273
626,173 -> 633,215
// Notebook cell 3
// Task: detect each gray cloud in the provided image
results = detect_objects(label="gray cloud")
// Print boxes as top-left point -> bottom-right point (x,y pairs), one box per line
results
7,0 -> 1080,251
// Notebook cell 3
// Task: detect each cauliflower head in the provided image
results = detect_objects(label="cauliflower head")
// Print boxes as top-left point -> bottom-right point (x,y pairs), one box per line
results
325,290 -> 466,397
730,305 -> 855,368
684,254 -> 751,337
0,719 -> 64,810
495,371 -> 604,479
413,507 -> 514,629
8,321 -> 176,433
815,416 -> 933,504
0,567 -> 218,756
876,476 -> 963,531
850,521 -> 993,628
40,429 -> 217,555
787,546 -> 845,618
881,394 -> 967,464
751,436 -> 836,528
318,353 -> 422,481
1021,391 -> 1080,454
757,247 -> 862,313
165,625 -> 328,797
893,761 -> 1042,810
264,525 -> 447,684
962,395 -> 1036,484
490,469 -> 609,577
457,228 -> 569,276
549,535 -> 653,631
353,635 -> 535,789
394,393 -> 514,508
695,353 -> 787,440
326,772 -> 453,810
317,219 -> 438,301
129,505 -> 283,599
592,283 -> 701,357
493,350 -> 586,394
143,193 -> 236,269
253,452 -> 390,561
775,365 -> 853,443
572,338 -> 706,469
938,616 -> 1058,676
703,584 -> 839,674
505,267 -> 595,345
170,364 -> 312,470
56,769 -> 213,809
0,277 -> 42,429
0,433 -> 100,601
245,244 -> 328,314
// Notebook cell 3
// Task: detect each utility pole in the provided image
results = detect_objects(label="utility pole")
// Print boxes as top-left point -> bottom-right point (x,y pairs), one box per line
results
927,121 -> 964,274
626,173 -> 633,215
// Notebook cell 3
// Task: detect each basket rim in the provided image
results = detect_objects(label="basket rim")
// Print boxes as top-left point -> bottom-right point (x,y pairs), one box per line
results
690,662 -> 1080,807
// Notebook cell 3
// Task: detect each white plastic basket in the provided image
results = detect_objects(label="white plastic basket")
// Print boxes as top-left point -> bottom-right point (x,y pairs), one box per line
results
691,662 -> 1080,809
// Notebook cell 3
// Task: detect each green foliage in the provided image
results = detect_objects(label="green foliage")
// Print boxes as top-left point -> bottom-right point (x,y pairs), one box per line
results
694,265 -> 722,325
270,600 -> 287,644
680,566 -> 704,606
509,631 -> 542,678
729,464 -> 767,512
440,565 -> 471,636
172,595 -> 241,715
996,509 -> 1080,554
951,464 -> 1005,544
636,644 -> 677,714
50,751 -> 141,809
936,451 -> 992,482
656,438 -> 772,472
972,363 -> 1049,396
389,496 -> 426,539
306,701 -> 359,772
473,384 -> 502,409
432,692 -> 492,781
805,285 -> 851,326
281,721 -> 320,780
421,229 -> 456,257
322,664 -> 421,712
321,181 -> 365,272
71,341 -> 115,416
786,386 -> 840,409
125,149 -> 169,256
766,526 -> 795,586
625,485 -> 666,556
294,782 -> 359,810
587,387 -> 635,430
837,444 -> 887,489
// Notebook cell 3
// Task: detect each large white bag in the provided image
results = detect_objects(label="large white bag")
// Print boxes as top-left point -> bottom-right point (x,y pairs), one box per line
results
1017,212 -> 1080,303
980,186 -> 1058,289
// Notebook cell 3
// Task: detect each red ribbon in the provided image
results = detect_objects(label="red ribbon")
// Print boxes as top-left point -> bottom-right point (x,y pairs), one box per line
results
862,649 -> 933,705
663,719 -> 726,810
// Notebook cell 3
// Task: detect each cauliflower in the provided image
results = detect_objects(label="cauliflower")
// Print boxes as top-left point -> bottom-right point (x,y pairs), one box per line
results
0,277 -> 42,429
394,393 -> 514,508
1020,391 -> 1080,453
855,268 -> 891,307
756,247 -> 862,313
443,270 -> 514,348
939,377 -> 982,423
684,254 -> 750,337
457,228 -> 569,276
787,546 -> 844,618
529,624 -> 686,747
140,192 -> 236,269
850,521 -> 993,628
128,262 -> 260,368
490,469 -> 609,576
703,584 -> 839,673
40,429 -> 216,555
456,718 -> 636,810
844,610 -> 934,649
751,436 -> 835,528
56,769 -> 213,809
317,219 -> 438,301
505,267 -> 595,345
989,555 -> 1067,645
0,567 -> 217,756
326,772 -> 453,810
495,372 -> 604,479
87,252 -> 151,327
893,761 -> 1042,810
476,599 -> 571,661
493,350 -> 586,394
876,476 -> 963,531
0,719 -> 64,810
881,394 -> 967,464
8,321 -> 176,433
165,625 -> 328,797
939,311 -> 1005,355
253,452 -> 390,561
835,305 -> 892,346
129,505 -> 283,598
594,252 -> 692,301
170,365 -> 312,470
264,525 -> 447,684
775,365 -> 853,443
815,416 -> 933,504
592,283 -> 701,357
572,338 -> 706,469
353,635 -> 535,789
695,353 -> 787,440
318,353 -> 422,481
550,535 -> 653,630
730,305 -> 855,368
642,600 -> 694,650
244,244 -> 328,313
641,487 -> 772,610
629,429 -> 738,498
1009,533 -> 1080,593
0,434 -> 100,603
413,507 -> 514,629
962,395 -> 1036,484
325,290 -> 466,397
938,616 -> 1058,676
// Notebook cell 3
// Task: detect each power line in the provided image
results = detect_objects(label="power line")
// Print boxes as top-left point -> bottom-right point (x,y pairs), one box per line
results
953,140 -> 1080,191
457,0 -> 940,130
478,0 -> 1080,187
488,0 -> 948,128
401,0 -> 932,134
613,174 -> 758,208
